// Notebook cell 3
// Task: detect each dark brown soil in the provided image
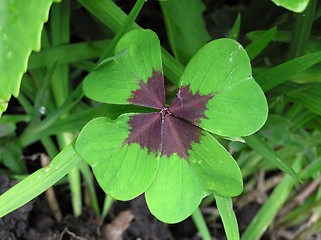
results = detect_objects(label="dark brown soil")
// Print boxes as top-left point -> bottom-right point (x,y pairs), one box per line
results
0,175 -> 210,240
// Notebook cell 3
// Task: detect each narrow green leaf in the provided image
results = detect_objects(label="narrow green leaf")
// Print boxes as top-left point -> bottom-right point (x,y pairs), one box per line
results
83,29 -> 162,105
180,38 -> 268,137
191,208 -> 212,240
79,161 -> 100,216
101,195 -> 114,220
228,14 -> 241,40
256,51 -> 321,92
245,27 -> 277,61
244,133 -> 301,181
78,0 -> 182,87
75,115 -> 159,200
78,0 -> 139,35
145,154 -> 205,224
161,48 -> 184,86
0,0 -> 59,117
160,0 -> 210,64
241,158 -> 302,240
0,142 -> 81,217
214,193 -> 240,240
97,0 -> 146,64
0,141 -> 24,173
271,0 -> 309,13
28,40 -> 108,69
287,0 -> 316,58
278,82 -> 321,117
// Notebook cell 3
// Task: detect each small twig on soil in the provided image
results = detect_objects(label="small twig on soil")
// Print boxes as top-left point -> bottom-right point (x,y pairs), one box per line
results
102,210 -> 134,240
257,170 -> 268,203
237,174 -> 282,208
279,178 -> 321,217
59,227 -> 87,240
40,153 -> 63,222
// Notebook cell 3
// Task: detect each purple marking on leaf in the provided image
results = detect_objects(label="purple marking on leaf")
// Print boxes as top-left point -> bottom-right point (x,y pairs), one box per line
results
126,82 -> 213,160
161,113 -> 203,159
126,113 -> 162,154
128,70 -> 165,109
169,85 -> 214,125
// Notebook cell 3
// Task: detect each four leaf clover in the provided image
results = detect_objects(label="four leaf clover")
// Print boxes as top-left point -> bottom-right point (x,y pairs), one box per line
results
75,29 -> 268,223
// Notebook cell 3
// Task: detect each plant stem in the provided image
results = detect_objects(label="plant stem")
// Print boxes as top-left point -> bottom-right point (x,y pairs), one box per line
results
287,0 -> 317,58
101,195 -> 114,220
191,208 -> 212,240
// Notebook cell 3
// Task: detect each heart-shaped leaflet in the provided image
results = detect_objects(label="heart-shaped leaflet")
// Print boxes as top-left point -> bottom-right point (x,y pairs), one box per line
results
75,29 -> 267,223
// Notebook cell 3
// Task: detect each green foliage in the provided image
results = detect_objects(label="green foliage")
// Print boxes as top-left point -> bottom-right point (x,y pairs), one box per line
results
215,193 -> 240,240
0,0 -> 321,239
271,0 -> 309,13
83,30 -> 162,105
160,0 -> 210,64
75,29 -> 267,223
180,38 -> 268,137
0,0 -> 59,116
0,142 -> 82,217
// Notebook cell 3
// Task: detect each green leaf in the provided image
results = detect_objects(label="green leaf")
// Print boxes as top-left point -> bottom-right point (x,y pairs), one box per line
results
83,29 -> 162,105
274,82 -> 321,117
191,208 -> 212,240
28,40 -> 108,69
244,133 -> 301,181
287,0 -> 316,58
245,27 -> 277,61
271,0 -> 309,13
180,38 -> 268,137
228,14 -> 241,40
75,114 -> 159,201
0,120 -> 16,137
241,158 -> 302,240
145,154 -> 205,224
160,0 -> 210,65
189,131 -> 243,197
0,142 -> 81,217
214,193 -> 240,240
0,140 -> 24,173
256,51 -> 321,92
0,0 -> 59,117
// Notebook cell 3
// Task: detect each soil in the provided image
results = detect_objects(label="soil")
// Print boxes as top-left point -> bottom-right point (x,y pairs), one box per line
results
0,175 -> 209,240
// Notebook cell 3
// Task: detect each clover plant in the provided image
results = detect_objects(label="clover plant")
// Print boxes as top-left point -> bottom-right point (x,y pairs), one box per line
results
75,29 -> 268,223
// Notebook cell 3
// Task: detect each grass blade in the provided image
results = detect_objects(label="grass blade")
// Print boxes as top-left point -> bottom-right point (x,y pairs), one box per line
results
287,0 -> 316,58
228,14 -> 241,40
191,208 -> 212,240
78,0 -> 183,87
244,133 -> 301,181
245,27 -> 277,61
28,40 -> 108,69
215,193 -> 240,240
0,142 -> 82,217
241,158 -> 302,240
256,51 -> 321,91
160,0 -> 210,64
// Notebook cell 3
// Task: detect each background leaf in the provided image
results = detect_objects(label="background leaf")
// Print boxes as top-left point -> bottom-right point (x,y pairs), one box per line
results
241,158 -> 302,240
245,27 -> 277,61
0,142 -> 81,217
0,0 -> 59,117
160,0 -> 211,65
271,0 -> 309,13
